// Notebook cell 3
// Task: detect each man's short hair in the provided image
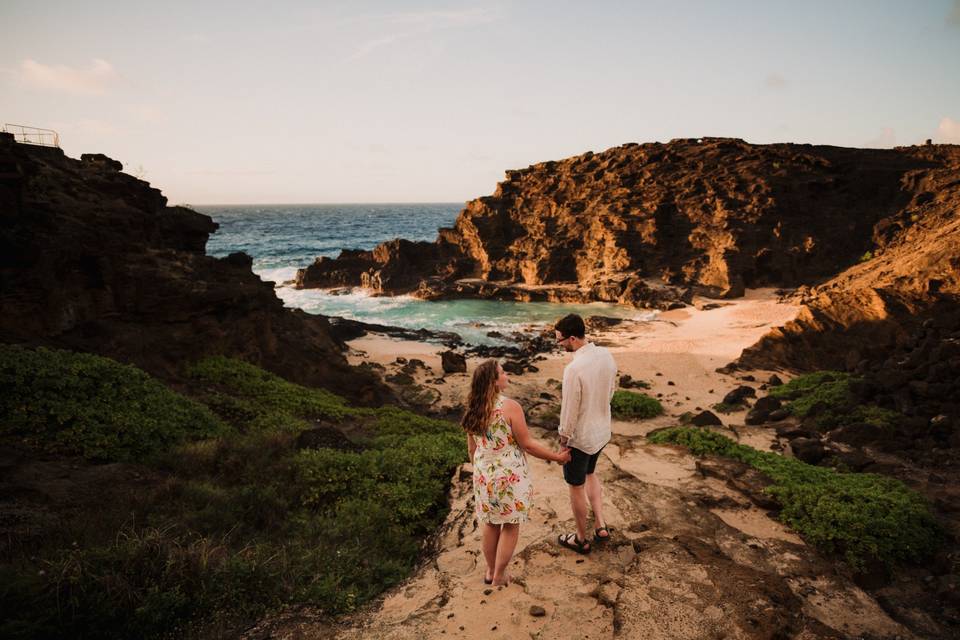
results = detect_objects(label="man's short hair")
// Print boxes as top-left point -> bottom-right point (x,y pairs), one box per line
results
555,313 -> 585,339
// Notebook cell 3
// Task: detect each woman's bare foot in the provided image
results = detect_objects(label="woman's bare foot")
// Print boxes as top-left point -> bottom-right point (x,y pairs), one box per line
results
484,568 -> 494,585
492,572 -> 511,587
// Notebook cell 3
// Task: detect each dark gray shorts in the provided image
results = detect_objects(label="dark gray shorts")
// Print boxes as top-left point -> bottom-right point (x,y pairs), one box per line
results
563,445 -> 604,486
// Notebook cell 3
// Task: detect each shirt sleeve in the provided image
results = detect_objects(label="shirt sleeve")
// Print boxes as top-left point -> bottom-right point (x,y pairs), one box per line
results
559,367 -> 582,439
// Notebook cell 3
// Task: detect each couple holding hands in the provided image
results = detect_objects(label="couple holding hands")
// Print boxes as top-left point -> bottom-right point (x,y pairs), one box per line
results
462,313 -> 618,586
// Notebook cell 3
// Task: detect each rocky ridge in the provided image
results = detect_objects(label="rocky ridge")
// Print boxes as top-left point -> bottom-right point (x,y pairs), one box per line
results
0,133 -> 383,403
296,137 -> 950,309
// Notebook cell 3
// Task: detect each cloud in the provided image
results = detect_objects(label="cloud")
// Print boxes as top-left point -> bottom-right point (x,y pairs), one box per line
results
948,0 -> 960,27
346,7 -> 499,60
864,127 -> 897,148
936,117 -> 960,143
761,73 -> 787,90
20,58 -> 116,95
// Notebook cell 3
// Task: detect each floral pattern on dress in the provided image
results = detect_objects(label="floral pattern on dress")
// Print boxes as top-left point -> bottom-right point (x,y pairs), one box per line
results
473,395 -> 531,524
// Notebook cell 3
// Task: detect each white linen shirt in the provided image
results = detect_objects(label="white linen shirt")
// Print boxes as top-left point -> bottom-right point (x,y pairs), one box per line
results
558,342 -> 618,455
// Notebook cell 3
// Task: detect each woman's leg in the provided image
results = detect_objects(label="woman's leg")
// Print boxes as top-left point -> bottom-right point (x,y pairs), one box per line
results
492,522 -> 520,585
482,522 -> 501,581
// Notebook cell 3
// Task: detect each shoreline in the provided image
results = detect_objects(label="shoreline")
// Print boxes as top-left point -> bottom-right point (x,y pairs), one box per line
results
345,288 -> 802,424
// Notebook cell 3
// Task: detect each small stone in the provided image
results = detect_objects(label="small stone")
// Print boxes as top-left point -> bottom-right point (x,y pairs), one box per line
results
483,588 -> 493,595
530,605 -> 547,617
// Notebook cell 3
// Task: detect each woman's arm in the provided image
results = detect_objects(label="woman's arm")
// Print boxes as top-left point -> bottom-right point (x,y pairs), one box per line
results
503,399 -> 569,464
467,433 -> 477,464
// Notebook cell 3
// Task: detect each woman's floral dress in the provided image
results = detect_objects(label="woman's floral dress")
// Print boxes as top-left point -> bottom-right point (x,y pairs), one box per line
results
473,395 -> 531,524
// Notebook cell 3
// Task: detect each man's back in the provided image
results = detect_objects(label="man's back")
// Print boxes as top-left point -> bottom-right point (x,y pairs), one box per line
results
559,342 -> 617,455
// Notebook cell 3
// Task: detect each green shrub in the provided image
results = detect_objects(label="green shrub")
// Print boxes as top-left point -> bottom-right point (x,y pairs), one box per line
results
611,390 -> 664,419
0,345 -> 227,461
1,353 -> 468,637
767,371 -> 903,430
859,250 -> 873,263
711,402 -> 743,414
648,427 -> 942,569
187,356 -> 349,429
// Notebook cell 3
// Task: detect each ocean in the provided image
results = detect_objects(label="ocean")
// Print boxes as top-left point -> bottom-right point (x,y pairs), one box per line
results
200,203 -> 652,344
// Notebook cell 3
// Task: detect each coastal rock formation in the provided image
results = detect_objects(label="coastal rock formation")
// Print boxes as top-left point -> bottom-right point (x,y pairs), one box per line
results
0,133 -> 383,403
736,143 -> 960,431
297,137 -> 948,307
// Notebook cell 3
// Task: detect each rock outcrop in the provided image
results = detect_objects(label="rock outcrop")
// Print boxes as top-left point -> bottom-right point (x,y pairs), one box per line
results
296,137 -> 950,308
735,143 -> 960,431
0,133 -> 384,403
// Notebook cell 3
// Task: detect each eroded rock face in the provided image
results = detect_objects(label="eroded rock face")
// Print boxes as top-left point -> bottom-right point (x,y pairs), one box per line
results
296,137 -> 948,306
0,133 -> 384,403
735,144 -> 960,434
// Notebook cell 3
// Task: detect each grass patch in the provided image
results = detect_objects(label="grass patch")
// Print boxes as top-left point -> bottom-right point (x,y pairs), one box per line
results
648,427 -> 942,570
711,402 -> 743,414
767,371 -> 900,430
1,353 -> 467,639
611,390 -> 663,420
0,345 -> 227,461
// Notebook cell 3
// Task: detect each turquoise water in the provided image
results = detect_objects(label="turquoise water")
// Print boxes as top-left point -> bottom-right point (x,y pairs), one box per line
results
200,204 -> 652,344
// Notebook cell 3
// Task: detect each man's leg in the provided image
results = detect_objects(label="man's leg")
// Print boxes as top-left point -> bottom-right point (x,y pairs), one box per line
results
568,483 -> 590,543
563,448 -> 591,546
585,472 -> 607,536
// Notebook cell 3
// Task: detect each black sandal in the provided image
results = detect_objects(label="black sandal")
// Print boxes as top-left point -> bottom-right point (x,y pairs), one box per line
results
558,532 -> 591,555
594,526 -> 613,542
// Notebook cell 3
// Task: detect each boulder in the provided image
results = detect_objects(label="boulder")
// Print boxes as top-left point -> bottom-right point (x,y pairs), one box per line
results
691,411 -> 723,426
440,350 -> 467,374
723,386 -> 757,405
790,438 -> 826,465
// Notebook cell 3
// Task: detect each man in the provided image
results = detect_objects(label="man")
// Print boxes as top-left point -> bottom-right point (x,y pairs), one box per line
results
554,313 -> 618,555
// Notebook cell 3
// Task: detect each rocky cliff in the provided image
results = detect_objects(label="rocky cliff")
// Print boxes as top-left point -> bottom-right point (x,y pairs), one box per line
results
297,137 -> 947,307
0,133 -> 383,403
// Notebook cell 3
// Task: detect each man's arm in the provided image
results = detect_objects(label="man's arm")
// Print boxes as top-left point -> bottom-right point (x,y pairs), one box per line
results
558,369 -> 582,444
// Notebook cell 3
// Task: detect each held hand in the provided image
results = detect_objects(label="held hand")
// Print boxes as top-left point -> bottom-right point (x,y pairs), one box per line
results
556,448 -> 572,465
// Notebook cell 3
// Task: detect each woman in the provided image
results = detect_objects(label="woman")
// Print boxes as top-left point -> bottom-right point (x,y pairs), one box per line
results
462,359 -> 570,586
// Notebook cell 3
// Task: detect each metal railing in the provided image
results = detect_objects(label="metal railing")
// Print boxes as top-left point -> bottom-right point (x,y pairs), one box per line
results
2,123 -> 60,147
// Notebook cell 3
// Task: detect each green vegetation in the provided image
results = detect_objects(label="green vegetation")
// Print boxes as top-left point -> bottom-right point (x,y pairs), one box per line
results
0,345 -> 227,461
648,427 -> 942,569
859,250 -> 873,263
711,402 -> 743,414
768,371 -> 900,430
611,389 -> 664,419
1,349 -> 466,639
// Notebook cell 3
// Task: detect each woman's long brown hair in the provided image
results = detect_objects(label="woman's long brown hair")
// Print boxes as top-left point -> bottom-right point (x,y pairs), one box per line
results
460,359 -> 501,436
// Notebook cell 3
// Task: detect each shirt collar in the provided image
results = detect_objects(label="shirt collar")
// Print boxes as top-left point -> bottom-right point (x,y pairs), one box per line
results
572,342 -> 595,360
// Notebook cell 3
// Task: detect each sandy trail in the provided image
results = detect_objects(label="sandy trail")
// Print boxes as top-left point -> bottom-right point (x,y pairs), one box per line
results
245,290 -> 919,639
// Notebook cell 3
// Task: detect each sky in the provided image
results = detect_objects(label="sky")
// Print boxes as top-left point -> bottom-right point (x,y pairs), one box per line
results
2,0 -> 959,204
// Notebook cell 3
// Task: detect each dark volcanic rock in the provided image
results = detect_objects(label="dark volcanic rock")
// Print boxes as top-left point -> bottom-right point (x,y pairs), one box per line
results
723,386 -> 757,405
0,134 -> 385,404
691,411 -> 723,426
440,350 -> 467,374
790,438 -> 826,465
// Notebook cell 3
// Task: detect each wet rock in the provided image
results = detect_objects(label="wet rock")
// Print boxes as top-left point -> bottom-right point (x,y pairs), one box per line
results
619,374 -> 650,389
529,605 -> 546,617
440,351 -> 467,374
768,374 -> 784,386
767,408 -> 790,422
